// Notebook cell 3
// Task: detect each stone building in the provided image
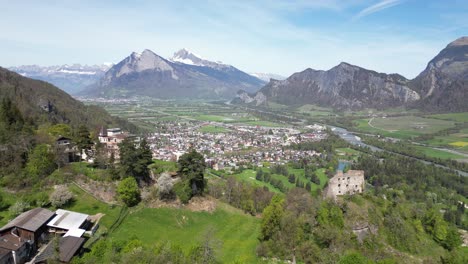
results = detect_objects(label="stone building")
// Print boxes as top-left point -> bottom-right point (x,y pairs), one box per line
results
324,170 -> 365,199
98,127 -> 128,160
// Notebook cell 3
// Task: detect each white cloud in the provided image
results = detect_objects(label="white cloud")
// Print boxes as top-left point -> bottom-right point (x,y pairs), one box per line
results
353,0 -> 402,20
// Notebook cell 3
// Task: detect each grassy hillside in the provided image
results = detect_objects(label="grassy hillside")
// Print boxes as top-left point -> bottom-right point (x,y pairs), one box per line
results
109,205 -> 261,263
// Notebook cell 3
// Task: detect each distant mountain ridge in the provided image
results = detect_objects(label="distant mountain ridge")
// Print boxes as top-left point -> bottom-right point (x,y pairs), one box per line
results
0,66 -> 135,132
9,64 -> 111,95
249,72 -> 286,82
236,36 -> 468,112
81,49 -> 265,99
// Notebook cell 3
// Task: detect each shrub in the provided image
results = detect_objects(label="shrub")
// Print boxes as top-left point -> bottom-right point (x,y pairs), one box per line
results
173,180 -> 192,204
157,172 -> 174,200
9,201 -> 30,217
50,185 -> 74,207
117,177 -> 141,207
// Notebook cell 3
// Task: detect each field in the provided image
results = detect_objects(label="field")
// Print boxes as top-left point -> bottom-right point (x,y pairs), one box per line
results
88,99 -> 287,130
420,127 -> 468,152
295,104 -> 334,116
199,125 -> 231,133
429,112 -> 468,123
412,145 -> 466,160
109,205 -> 260,263
354,116 -> 455,139
335,147 -> 361,161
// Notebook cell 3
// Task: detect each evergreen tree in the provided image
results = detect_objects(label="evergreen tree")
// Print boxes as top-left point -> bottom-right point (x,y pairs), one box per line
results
178,149 -> 206,196
75,125 -> 93,161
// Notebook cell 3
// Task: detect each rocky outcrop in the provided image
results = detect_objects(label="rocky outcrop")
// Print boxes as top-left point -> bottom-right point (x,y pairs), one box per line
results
238,36 -> 468,112
409,36 -> 468,111
249,63 -> 419,110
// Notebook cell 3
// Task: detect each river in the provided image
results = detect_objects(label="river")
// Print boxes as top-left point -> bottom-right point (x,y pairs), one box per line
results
329,126 -> 468,177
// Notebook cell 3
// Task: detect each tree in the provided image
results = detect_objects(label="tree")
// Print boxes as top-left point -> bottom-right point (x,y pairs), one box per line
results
9,201 -> 30,217
25,144 -> 57,184
134,138 -> 153,180
260,195 -> 285,241
50,186 -> 74,207
158,172 -> 174,200
118,138 -> 153,181
255,169 -> 263,181
75,125 -> 93,161
47,124 -> 72,138
288,174 -> 296,183
178,149 -> 206,196
117,177 -> 141,207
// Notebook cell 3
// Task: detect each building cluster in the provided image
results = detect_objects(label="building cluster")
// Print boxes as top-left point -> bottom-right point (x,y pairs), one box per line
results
0,208 -> 97,264
148,121 -> 326,169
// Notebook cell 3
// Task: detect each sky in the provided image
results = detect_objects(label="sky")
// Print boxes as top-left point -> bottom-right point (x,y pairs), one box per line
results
1,0 -> 467,78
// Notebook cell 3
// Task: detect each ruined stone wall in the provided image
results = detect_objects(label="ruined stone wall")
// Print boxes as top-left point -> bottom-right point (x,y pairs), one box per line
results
325,170 -> 365,199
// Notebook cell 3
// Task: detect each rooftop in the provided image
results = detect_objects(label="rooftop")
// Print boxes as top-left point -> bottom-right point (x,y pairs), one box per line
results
0,208 -> 55,233
35,236 -> 85,263
0,234 -> 25,251
47,209 -> 89,231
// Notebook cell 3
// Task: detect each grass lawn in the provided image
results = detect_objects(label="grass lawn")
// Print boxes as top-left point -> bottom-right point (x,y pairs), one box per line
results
66,184 -> 122,229
151,159 -> 178,174
195,115 -> 234,122
199,125 -> 230,133
109,206 -> 261,263
242,120 -> 284,127
336,148 -> 361,161
69,162 -> 111,181
231,170 -> 281,193
412,145 -> 466,160
354,116 -> 455,139
428,112 -> 468,123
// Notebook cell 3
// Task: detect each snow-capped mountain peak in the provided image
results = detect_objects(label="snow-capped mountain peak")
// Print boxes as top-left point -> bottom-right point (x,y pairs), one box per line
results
249,72 -> 286,82
8,64 -> 113,94
171,49 -> 227,68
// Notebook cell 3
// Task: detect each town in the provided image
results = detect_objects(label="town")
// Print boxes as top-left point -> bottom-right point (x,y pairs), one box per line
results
147,121 -> 327,169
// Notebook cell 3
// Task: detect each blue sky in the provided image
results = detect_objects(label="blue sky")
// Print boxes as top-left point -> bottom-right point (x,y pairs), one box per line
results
1,0 -> 467,78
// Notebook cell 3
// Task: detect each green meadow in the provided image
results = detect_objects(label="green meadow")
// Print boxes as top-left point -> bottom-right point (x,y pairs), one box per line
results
354,116 -> 455,139
109,206 -> 261,263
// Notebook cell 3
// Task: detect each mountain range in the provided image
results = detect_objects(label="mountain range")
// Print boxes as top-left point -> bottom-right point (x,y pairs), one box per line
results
79,49 -> 266,98
236,36 -> 468,112
8,64 -> 112,95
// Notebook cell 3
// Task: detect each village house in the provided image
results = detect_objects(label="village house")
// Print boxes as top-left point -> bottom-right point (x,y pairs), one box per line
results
98,127 -> 129,160
324,170 -> 365,199
55,136 -> 78,164
0,208 -> 97,264
0,208 -> 55,264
